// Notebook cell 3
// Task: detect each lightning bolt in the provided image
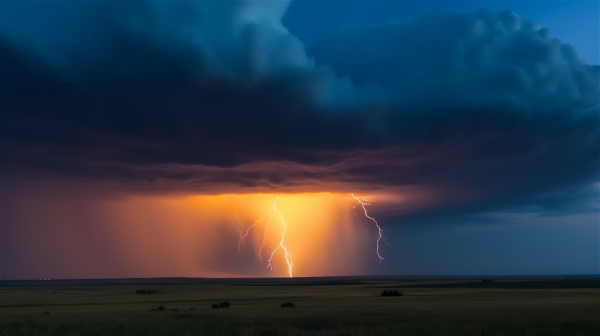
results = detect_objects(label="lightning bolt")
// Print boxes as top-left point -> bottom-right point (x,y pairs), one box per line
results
258,212 -> 272,262
235,210 -> 243,261
241,217 -> 266,252
234,195 -> 382,277
267,196 -> 294,278
352,193 -> 385,264
235,211 -> 268,261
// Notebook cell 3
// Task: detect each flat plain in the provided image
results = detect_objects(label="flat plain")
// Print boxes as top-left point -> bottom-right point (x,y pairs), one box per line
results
1,279 -> 598,336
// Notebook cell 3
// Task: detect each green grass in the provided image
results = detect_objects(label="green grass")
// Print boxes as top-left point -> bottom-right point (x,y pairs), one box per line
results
1,280 -> 599,335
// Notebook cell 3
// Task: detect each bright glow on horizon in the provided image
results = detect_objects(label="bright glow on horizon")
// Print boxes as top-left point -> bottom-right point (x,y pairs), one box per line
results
233,194 -> 387,278
224,193 -> 368,277
5,191 -> 393,279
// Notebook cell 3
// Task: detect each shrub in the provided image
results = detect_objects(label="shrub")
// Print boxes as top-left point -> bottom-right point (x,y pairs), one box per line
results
172,308 -> 178,312
219,302 -> 230,308
136,290 -> 159,294
212,304 -> 220,309
189,308 -> 196,311
381,290 -> 402,296
158,306 -> 165,311
281,302 -> 295,307
44,311 -> 49,314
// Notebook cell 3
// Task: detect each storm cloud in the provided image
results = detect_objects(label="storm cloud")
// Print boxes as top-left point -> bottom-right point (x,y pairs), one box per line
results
1,0 -> 598,223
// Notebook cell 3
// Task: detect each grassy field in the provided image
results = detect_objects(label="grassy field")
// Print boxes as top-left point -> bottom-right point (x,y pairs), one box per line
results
1,279 -> 598,336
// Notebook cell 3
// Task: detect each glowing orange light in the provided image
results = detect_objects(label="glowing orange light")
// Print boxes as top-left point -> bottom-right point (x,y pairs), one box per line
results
235,193 -> 385,276
352,193 -> 385,264
26,191 -> 384,279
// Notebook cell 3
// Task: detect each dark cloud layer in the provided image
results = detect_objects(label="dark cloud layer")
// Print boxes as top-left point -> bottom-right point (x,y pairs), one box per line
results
1,1 -> 598,223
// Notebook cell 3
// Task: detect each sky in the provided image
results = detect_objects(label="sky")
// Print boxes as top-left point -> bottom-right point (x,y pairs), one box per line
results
1,0 -> 598,280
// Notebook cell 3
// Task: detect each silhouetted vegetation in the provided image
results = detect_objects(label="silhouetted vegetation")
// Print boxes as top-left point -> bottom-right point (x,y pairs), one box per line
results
219,302 -> 230,308
481,279 -> 495,283
189,308 -> 196,311
212,304 -> 220,309
44,311 -> 49,314
2,280 -> 599,336
157,306 -> 165,311
171,308 -> 178,312
135,289 -> 161,294
281,302 -> 295,307
380,290 -> 401,297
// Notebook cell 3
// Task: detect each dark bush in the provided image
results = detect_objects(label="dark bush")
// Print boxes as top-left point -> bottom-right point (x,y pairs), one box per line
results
158,306 -> 165,311
219,302 -> 230,308
189,308 -> 196,311
381,290 -> 402,296
281,302 -> 295,307
172,308 -> 178,311
212,304 -> 220,309
136,290 -> 160,294
44,311 -> 49,314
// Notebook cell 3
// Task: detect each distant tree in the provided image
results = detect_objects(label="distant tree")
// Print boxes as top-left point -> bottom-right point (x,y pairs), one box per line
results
136,289 -> 158,294
44,311 -> 49,314
381,290 -> 401,297
281,302 -> 295,307
220,302 -> 230,308
212,304 -> 220,309
158,306 -> 165,311
172,308 -> 178,311
189,308 -> 196,311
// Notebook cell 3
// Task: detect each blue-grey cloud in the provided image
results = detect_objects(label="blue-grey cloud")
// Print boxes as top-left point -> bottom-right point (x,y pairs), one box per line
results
1,1 -> 598,223
309,9 -> 598,110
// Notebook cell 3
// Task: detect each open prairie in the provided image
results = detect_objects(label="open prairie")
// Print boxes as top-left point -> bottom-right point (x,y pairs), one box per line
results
1,279 -> 598,336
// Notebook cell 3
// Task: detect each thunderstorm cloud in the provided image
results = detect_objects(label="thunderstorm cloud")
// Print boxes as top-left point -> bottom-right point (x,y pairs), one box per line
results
1,0 -> 598,225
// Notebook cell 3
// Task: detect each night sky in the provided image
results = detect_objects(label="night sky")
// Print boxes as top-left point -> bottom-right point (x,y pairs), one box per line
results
1,0 -> 598,280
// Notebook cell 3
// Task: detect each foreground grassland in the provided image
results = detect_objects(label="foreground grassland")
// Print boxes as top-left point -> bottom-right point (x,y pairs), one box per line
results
1,280 -> 598,336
